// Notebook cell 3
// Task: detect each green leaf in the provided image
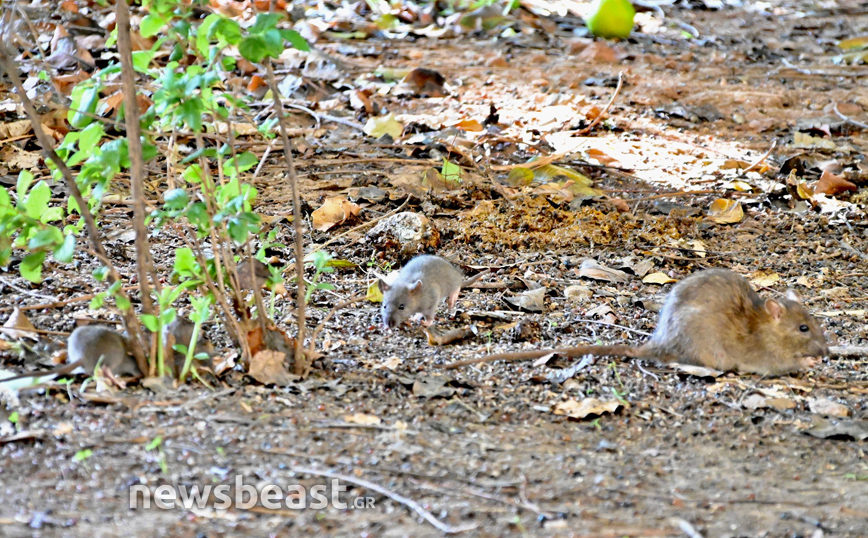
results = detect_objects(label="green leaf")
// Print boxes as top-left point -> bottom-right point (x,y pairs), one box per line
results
214,18 -> 242,45
141,314 -> 159,333
20,251 -> 45,283
132,50 -> 157,72
146,436 -> 163,450
68,84 -> 100,129
0,186 -> 10,210
54,234 -> 75,263
24,181 -> 51,219
140,14 -> 167,38
178,99 -> 202,131
78,122 -> 105,153
249,13 -> 282,33
28,227 -> 63,250
92,265 -> 109,281
41,206 -> 65,223
16,170 -> 34,200
182,164 -> 204,184
159,307 -> 177,326
239,36 -> 268,63
8,411 -> 18,423
263,28 -> 284,59
163,188 -> 188,210
90,291 -> 106,309
116,294 -> 131,310
73,449 -> 93,462
441,159 -> 463,186
280,29 -> 310,51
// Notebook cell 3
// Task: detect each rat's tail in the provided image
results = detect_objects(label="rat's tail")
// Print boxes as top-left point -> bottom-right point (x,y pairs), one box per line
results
461,269 -> 491,287
439,344 -> 642,369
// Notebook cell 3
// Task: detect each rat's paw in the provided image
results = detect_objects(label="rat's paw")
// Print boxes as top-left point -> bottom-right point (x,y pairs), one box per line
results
800,356 -> 820,369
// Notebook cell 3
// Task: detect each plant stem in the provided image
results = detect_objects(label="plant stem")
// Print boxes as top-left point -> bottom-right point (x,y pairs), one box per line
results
265,59 -> 307,376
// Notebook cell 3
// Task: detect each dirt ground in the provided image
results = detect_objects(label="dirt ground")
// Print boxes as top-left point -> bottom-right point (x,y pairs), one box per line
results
2,0 -> 868,536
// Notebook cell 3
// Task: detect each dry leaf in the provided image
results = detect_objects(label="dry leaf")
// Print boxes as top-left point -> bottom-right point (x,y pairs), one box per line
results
364,113 -> 404,139
579,259 -> 630,282
707,199 -> 744,224
504,287 -> 546,312
643,272 -> 675,284
814,169 -> 857,196
343,413 -> 382,425
248,350 -> 296,386
553,398 -> 622,419
1,308 -> 37,340
809,398 -> 850,417
803,417 -> 868,440
750,271 -> 780,287
311,196 -> 361,231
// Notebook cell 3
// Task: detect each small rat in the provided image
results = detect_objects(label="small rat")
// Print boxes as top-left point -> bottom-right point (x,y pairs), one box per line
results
378,255 -> 489,329
442,268 -> 829,376
0,325 -> 139,383
163,316 -> 214,376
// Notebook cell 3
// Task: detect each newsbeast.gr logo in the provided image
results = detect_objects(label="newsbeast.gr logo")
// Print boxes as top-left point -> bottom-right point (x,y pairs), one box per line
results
130,476 -> 376,510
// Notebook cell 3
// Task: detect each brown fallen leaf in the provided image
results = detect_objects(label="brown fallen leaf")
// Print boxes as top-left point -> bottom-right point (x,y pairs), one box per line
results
248,350 -> 297,386
311,196 -> 361,231
707,199 -> 744,224
553,398 -> 622,419
814,169 -> 857,196
1,308 -> 38,340
425,326 -> 474,345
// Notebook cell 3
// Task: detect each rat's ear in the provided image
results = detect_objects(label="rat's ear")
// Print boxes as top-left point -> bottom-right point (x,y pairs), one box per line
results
785,289 -> 802,303
764,298 -> 783,321
377,279 -> 391,293
408,280 -> 423,294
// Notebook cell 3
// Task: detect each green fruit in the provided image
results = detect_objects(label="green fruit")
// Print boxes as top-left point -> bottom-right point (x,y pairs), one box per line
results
586,0 -> 635,39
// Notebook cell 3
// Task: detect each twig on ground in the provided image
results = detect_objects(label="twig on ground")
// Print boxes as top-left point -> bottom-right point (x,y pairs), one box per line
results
830,345 -> 868,357
575,72 -> 624,136
412,478 -> 556,519
833,102 -> 868,130
741,140 -> 777,173
291,466 -> 478,534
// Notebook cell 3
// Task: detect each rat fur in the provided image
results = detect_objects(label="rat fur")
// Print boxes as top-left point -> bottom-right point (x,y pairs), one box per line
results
378,255 -> 489,329
442,269 -> 829,376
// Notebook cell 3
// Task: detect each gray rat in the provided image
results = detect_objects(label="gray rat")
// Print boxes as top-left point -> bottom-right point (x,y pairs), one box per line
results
163,316 -> 214,377
378,255 -> 489,329
0,325 -> 139,383
442,268 -> 829,376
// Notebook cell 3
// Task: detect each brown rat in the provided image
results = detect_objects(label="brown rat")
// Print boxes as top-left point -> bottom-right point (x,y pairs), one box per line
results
378,255 -> 489,329
0,325 -> 139,383
163,316 -> 214,376
442,268 -> 829,376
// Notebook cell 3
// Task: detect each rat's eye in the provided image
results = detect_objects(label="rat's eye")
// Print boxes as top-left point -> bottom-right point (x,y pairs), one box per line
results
799,324 -> 809,332
398,304 -> 405,310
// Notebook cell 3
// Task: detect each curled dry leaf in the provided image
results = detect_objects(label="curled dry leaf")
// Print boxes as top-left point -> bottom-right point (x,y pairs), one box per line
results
504,287 -> 546,312
707,199 -> 744,224
311,196 -> 361,232
553,397 -> 622,419
425,326 -> 474,345
814,169 -> 857,196
579,259 -> 630,282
